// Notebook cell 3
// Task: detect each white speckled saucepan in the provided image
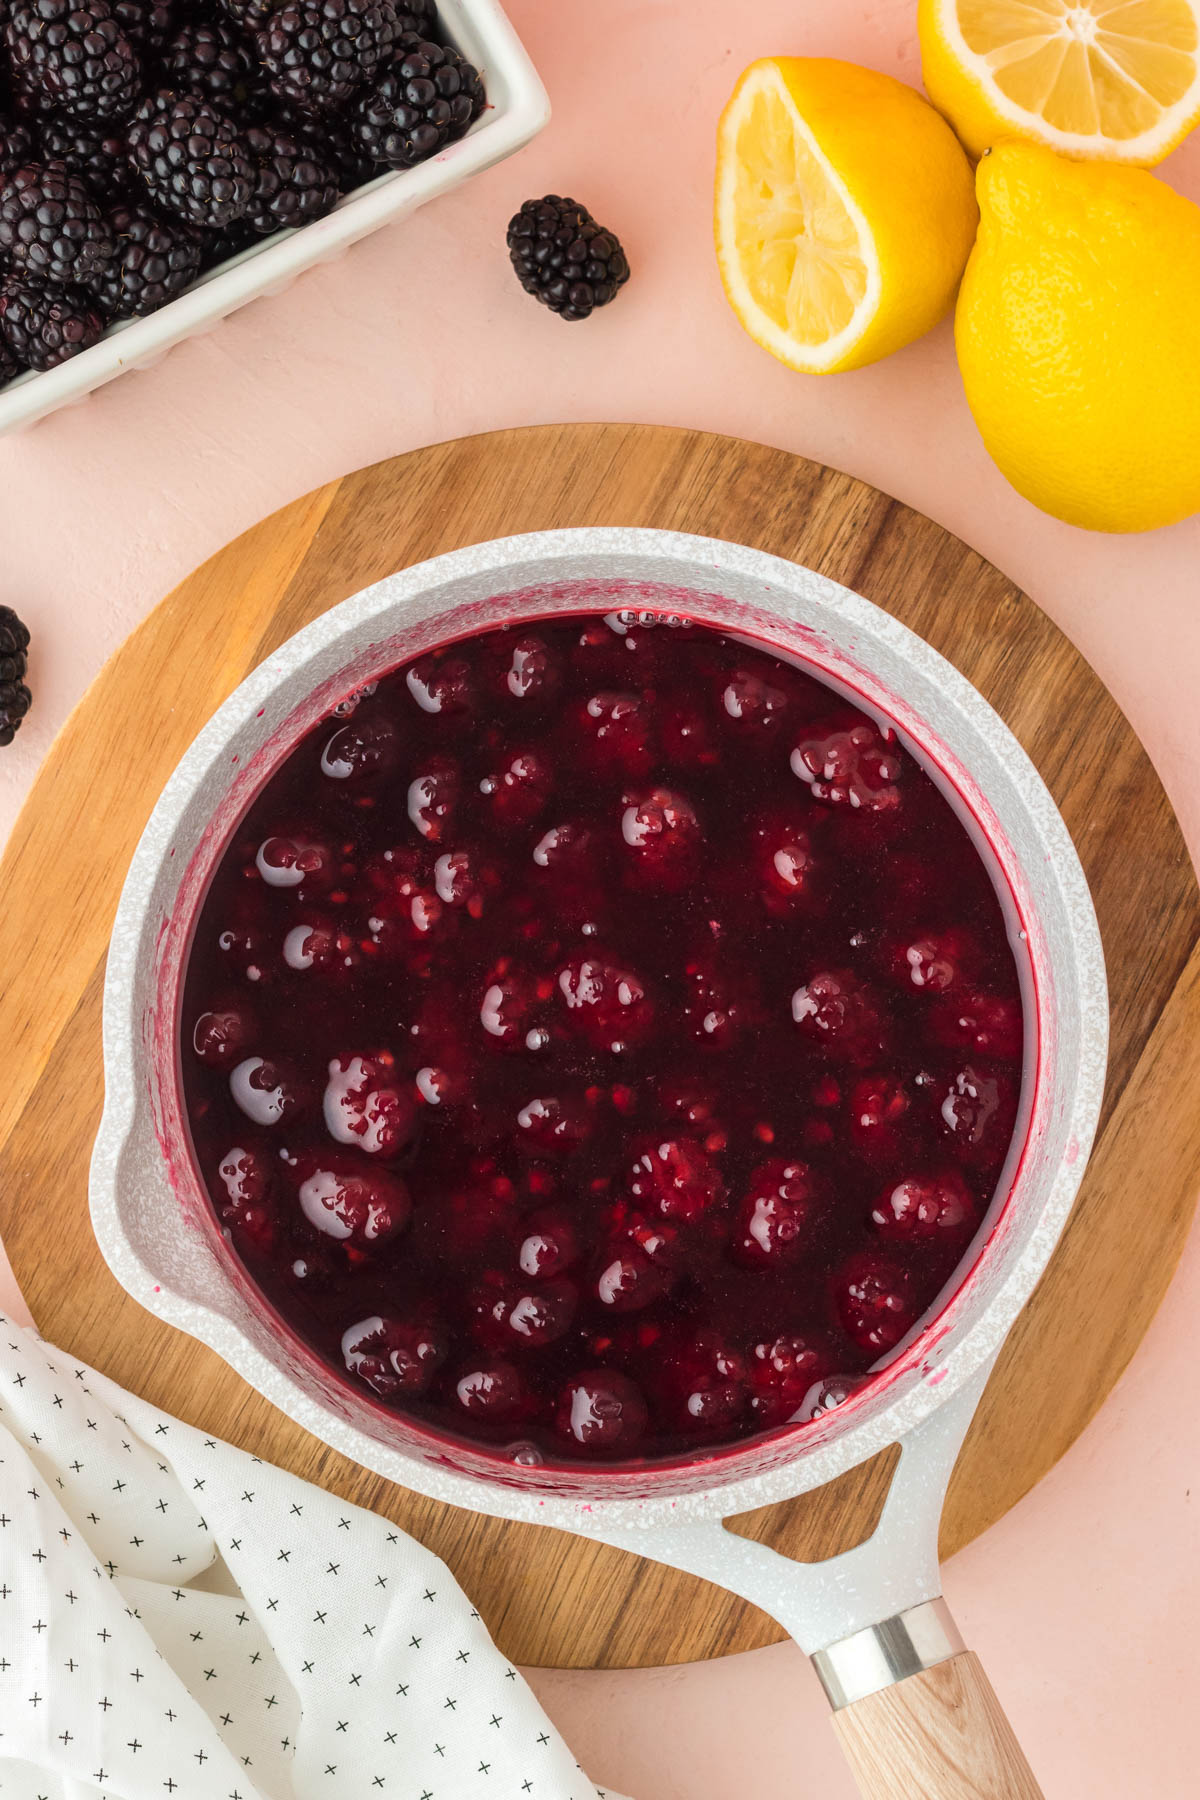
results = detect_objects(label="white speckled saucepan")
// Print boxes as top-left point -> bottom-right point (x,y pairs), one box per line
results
91,530 -> 1107,1800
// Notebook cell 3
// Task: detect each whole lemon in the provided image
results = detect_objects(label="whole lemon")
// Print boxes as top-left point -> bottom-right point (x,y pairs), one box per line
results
956,142 -> 1200,532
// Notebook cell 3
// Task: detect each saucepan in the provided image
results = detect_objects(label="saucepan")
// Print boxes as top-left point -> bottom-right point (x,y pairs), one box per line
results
91,528 -> 1107,1800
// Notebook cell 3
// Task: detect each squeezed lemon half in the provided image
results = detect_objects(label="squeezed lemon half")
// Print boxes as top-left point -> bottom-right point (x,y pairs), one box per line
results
715,57 -> 977,375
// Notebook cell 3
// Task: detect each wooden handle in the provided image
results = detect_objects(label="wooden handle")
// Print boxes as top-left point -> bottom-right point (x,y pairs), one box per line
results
831,1651 -> 1045,1800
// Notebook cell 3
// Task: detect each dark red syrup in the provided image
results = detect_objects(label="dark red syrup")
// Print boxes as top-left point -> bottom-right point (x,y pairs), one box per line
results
181,611 -> 1025,1464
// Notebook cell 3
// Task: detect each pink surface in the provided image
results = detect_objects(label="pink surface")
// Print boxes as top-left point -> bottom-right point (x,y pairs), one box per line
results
0,2 -> 1197,1794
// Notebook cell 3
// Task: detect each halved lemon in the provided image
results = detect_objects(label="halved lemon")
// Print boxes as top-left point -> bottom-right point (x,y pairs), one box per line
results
715,58 -> 978,375
919,0 -> 1200,164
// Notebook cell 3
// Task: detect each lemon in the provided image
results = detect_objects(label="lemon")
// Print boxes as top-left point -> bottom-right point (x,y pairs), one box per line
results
919,0 -> 1200,165
715,57 -> 978,374
956,141 -> 1200,531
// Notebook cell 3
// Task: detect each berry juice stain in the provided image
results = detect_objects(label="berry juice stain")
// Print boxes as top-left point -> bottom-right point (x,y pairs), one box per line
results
181,611 -> 1026,1464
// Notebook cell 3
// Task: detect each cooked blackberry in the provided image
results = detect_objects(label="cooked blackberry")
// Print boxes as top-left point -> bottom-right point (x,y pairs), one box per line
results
0,604 -> 31,746
244,120 -> 337,232
349,33 -> 482,169
0,269 -> 103,368
507,196 -> 631,321
256,0 -> 402,113
160,16 -> 265,112
111,0 -> 175,52
0,159 -> 115,284
37,113 -> 130,193
0,109 -> 35,179
91,197 -> 201,315
5,0 -> 141,125
126,90 -> 255,228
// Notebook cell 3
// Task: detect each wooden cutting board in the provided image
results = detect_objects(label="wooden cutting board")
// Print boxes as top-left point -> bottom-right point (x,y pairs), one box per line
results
2,424 -> 1198,1671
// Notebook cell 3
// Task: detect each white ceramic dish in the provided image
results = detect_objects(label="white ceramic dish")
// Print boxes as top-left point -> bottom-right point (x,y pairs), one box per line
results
0,0 -> 549,435
92,528 -> 1106,1797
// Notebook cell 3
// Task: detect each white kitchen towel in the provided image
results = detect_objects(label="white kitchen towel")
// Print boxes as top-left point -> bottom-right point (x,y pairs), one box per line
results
0,1310 -> 626,1800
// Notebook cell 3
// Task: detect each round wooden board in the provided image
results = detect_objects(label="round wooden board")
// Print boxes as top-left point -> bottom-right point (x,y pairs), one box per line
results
2,425 -> 1198,1671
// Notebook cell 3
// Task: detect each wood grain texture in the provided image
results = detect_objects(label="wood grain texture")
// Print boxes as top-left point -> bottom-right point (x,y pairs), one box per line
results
833,1653 -> 1046,1800
0,424 -> 1197,1670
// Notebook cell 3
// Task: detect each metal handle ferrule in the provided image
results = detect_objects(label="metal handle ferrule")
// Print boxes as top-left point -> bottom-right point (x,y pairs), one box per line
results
811,1597 -> 965,1710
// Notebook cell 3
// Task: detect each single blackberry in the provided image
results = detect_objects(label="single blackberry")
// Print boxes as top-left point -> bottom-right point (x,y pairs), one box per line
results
218,0 -> 277,30
256,0 -> 402,114
159,17 -> 265,112
400,0 -> 437,29
111,0 -> 175,52
271,96 -> 376,188
8,75 -> 58,121
0,269 -> 103,368
349,34 -> 483,170
0,160 -> 115,284
393,1 -> 438,32
37,112 -> 130,194
90,197 -> 201,316
126,90 -> 255,229
0,109 -> 35,179
507,196 -> 631,322
5,0 -> 141,125
0,605 -> 31,747
244,121 -> 337,232
0,333 -> 22,384
196,216 -> 256,267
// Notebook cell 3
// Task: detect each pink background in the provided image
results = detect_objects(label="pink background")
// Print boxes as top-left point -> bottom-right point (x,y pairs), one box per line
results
2,1 -> 1198,1794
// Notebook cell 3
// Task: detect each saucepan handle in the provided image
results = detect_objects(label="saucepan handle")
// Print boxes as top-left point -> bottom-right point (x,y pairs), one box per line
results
591,1363 -> 1043,1798
830,1644 -> 1045,1800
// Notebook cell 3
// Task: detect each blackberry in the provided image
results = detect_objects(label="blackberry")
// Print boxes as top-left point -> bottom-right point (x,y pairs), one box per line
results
272,96 -> 376,188
0,332 -> 22,384
0,160 -> 115,284
197,216 -> 256,266
399,0 -> 436,28
0,269 -> 103,368
244,120 -> 337,232
159,17 -> 265,112
126,90 -> 255,229
0,605 -> 31,747
91,197 -> 201,316
349,34 -> 482,170
507,196 -> 631,322
218,0 -> 277,29
37,112 -> 130,194
0,110 -> 36,179
111,0 -> 175,53
5,0 -> 141,125
393,1 -> 438,32
256,0 -> 402,114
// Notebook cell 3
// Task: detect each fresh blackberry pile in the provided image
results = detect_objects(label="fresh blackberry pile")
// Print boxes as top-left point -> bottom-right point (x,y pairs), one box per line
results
0,0 -> 485,387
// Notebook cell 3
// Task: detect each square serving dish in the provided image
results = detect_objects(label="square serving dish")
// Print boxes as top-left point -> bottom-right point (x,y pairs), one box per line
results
0,0 -> 549,435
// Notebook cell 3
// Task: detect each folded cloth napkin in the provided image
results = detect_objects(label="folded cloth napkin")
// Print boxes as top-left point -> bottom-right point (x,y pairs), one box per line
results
0,1310 -> 625,1800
